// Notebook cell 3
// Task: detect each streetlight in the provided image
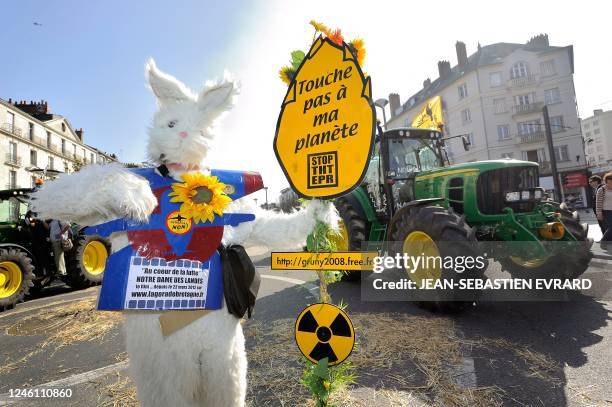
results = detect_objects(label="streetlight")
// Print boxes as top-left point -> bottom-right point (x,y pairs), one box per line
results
374,98 -> 389,128
263,187 -> 268,209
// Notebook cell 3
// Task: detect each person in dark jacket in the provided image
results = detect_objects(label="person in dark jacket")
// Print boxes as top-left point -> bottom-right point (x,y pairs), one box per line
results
589,175 -> 605,234
595,173 -> 612,250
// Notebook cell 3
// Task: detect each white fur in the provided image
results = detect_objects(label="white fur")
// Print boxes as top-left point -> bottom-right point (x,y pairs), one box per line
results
30,59 -> 338,407
31,163 -> 157,226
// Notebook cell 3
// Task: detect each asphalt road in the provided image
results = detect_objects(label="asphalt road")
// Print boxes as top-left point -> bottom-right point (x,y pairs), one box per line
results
0,252 -> 610,406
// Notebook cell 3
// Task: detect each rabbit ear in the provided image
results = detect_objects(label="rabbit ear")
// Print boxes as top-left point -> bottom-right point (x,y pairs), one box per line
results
145,58 -> 195,106
197,71 -> 239,120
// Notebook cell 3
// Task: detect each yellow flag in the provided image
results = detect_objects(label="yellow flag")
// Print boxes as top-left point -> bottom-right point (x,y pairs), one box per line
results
411,96 -> 444,130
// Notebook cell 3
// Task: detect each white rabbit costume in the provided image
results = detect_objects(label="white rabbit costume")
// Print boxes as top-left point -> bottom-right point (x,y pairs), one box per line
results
31,59 -> 339,407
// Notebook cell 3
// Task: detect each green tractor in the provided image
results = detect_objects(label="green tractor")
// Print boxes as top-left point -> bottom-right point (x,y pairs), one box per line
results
331,127 -> 592,306
0,188 -> 110,311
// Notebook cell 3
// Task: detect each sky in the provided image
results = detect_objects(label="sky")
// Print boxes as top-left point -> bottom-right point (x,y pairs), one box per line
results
2,0 -> 612,202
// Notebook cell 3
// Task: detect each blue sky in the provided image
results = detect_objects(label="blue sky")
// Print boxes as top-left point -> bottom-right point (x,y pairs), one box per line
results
2,0 -> 257,162
2,1 -> 611,201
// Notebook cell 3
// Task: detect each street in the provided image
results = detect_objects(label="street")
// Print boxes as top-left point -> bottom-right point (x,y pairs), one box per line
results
0,237 -> 611,407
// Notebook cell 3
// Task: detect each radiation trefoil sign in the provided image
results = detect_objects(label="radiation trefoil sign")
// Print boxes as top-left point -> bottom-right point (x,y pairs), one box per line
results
274,36 -> 375,199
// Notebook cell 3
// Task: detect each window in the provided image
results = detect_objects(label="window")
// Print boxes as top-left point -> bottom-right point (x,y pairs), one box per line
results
518,120 -> 541,135
82,148 -> 86,159
540,60 -> 556,76
61,139 -> 66,154
583,123 -> 590,130
594,128 -> 600,135
403,119 -> 410,127
465,133 -> 475,147
585,131 -> 591,137
8,170 -> 16,188
599,154 -> 605,161
515,94 -> 532,106
46,131 -> 52,148
511,61 -> 529,78
550,115 -> 564,133
48,156 -> 54,170
458,83 -> 468,99
61,122 -> 66,132
6,111 -> 15,127
90,153 -> 94,164
544,87 -> 561,105
73,143 -> 77,156
8,141 -> 17,161
554,145 -> 569,162
597,145 -> 604,152
501,152 -> 514,159
593,120 -> 599,126
493,98 -> 507,114
30,150 -> 37,166
64,162 -> 69,172
497,125 -> 511,140
489,72 -> 503,87
461,108 -> 471,123
29,123 -> 34,140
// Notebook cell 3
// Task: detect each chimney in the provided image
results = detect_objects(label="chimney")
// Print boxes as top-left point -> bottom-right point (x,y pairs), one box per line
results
526,33 -> 549,48
423,78 -> 431,88
456,41 -> 468,68
594,109 -> 603,116
13,99 -> 50,115
389,93 -> 401,118
437,60 -> 451,79
75,128 -> 84,141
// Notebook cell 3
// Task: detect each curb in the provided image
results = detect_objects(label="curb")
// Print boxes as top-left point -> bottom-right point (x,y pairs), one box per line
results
592,252 -> 612,261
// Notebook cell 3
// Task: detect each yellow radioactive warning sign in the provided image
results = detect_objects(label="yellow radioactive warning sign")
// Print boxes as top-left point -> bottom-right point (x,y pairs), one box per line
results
295,303 -> 355,366
274,36 -> 375,199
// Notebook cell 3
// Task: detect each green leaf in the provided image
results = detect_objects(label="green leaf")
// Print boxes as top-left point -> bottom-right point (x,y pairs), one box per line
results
291,50 -> 306,69
312,358 -> 330,379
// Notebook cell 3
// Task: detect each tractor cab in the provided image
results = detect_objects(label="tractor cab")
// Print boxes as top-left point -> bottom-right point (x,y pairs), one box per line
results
365,127 -> 445,217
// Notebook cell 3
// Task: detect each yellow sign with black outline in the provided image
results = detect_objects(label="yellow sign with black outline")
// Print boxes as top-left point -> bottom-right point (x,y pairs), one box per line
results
274,36 -> 375,199
295,303 -> 355,366
166,210 -> 192,235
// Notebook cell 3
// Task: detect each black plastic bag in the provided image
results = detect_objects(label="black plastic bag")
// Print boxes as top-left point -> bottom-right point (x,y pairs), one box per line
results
219,245 -> 260,319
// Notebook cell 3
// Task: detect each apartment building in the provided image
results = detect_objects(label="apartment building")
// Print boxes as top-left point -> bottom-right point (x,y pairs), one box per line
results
0,98 -> 116,189
582,109 -> 612,175
386,34 -> 588,205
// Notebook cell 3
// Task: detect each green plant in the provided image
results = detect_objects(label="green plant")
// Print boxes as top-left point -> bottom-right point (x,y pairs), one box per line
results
301,357 -> 356,407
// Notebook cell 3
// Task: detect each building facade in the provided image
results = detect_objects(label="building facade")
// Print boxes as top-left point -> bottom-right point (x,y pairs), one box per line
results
582,109 -> 612,175
386,34 -> 588,206
0,98 -> 116,189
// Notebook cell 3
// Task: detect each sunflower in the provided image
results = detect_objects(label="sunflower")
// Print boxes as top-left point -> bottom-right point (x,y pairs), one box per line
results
279,65 -> 297,85
327,29 -> 344,46
168,173 -> 232,223
309,20 -> 330,35
348,38 -> 366,66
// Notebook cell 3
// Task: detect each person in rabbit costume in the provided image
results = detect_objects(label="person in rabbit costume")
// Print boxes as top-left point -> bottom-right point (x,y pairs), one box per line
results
31,59 -> 339,407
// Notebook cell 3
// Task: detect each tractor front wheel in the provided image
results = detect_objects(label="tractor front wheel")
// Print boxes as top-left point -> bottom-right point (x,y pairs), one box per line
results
0,249 -> 35,311
391,205 -> 484,312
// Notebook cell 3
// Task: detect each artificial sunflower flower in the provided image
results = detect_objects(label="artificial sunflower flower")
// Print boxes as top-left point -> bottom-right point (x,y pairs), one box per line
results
327,29 -> 344,46
168,173 -> 232,223
279,65 -> 296,85
348,38 -> 366,66
309,20 -> 330,35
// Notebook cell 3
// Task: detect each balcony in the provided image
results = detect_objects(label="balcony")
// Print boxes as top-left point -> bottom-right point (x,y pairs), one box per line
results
518,131 -> 545,143
5,154 -> 22,167
507,74 -> 537,88
512,102 -> 544,116
1,123 -> 23,137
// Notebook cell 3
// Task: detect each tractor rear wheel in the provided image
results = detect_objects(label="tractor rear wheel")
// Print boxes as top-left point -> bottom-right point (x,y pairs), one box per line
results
390,205 -> 484,312
0,249 -> 35,311
333,198 -> 369,282
65,235 -> 110,288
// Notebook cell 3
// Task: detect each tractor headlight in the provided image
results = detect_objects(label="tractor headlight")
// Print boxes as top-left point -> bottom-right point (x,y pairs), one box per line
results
521,191 -> 531,200
505,192 -> 520,202
534,190 -> 542,200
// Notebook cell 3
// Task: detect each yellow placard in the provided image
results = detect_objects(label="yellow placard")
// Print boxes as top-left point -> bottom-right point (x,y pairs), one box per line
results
411,95 -> 444,130
295,303 -> 355,366
274,36 -> 375,199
